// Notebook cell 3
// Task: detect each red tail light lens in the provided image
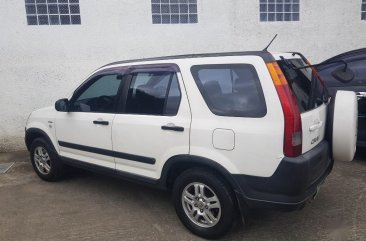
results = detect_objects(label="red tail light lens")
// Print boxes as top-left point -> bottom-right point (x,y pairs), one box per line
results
267,62 -> 302,157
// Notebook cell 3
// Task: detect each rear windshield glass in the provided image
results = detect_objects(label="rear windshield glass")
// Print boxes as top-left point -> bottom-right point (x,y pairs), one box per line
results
190,64 -> 267,117
277,58 -> 325,113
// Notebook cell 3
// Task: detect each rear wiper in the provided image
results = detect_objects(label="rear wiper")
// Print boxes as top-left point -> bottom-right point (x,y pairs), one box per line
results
292,52 -> 330,104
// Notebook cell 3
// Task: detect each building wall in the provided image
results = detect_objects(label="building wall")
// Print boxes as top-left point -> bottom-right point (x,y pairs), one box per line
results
0,0 -> 365,151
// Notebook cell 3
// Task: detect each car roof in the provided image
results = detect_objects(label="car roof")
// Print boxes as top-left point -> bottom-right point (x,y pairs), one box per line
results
101,51 -> 275,69
321,48 -> 366,64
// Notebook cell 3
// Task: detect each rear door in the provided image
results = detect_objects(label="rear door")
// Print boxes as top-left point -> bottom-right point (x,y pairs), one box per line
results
275,53 -> 327,153
111,64 -> 191,179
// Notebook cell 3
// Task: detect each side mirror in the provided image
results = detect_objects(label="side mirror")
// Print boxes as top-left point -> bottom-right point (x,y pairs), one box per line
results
331,66 -> 355,83
55,98 -> 69,112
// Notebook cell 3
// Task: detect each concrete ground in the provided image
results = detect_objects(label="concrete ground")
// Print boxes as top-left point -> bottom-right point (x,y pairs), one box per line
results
0,150 -> 365,241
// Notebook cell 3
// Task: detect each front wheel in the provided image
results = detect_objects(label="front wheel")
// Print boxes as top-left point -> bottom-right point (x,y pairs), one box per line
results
172,169 -> 236,239
30,138 -> 64,181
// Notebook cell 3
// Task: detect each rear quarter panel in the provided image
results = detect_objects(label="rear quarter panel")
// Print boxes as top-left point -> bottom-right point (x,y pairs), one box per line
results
179,56 -> 285,177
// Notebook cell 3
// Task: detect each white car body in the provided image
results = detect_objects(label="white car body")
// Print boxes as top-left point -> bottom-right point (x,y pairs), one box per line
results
25,51 -> 357,238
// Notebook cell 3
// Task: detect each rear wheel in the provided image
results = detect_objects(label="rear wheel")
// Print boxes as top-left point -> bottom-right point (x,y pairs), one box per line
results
332,90 -> 358,162
30,138 -> 64,181
172,169 -> 236,239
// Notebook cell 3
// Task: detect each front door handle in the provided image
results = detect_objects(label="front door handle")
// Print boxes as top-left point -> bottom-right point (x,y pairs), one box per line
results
161,125 -> 184,132
93,120 -> 109,125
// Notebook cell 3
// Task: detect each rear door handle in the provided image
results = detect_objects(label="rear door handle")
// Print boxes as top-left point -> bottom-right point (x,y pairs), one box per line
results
161,125 -> 184,132
309,121 -> 323,131
93,120 -> 109,125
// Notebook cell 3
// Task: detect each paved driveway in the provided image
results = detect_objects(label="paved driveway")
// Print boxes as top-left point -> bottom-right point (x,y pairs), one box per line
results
0,150 -> 365,241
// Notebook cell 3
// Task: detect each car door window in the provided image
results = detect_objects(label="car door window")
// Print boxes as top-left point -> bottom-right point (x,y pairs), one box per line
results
125,71 -> 181,115
72,74 -> 122,113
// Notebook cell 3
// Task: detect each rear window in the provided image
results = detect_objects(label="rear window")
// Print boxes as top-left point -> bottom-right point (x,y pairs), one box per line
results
191,64 -> 267,117
277,58 -> 325,113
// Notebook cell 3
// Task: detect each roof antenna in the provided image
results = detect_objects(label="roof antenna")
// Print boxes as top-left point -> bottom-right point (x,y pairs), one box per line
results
262,34 -> 278,52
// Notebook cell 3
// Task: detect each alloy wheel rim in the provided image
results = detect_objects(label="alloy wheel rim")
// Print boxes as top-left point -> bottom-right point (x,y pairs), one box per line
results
181,182 -> 221,228
34,146 -> 51,175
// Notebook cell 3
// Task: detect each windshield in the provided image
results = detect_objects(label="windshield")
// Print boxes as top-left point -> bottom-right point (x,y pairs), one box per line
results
277,58 -> 326,113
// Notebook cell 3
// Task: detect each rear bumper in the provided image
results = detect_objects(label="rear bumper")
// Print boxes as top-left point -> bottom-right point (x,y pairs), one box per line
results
234,140 -> 332,211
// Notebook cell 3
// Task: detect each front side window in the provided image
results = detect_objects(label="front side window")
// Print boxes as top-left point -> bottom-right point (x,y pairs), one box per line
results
362,0 -> 366,20
72,74 -> 122,113
125,71 -> 181,115
191,64 -> 267,117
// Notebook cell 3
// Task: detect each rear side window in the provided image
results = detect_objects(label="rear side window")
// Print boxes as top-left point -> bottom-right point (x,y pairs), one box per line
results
125,71 -> 181,116
191,64 -> 267,117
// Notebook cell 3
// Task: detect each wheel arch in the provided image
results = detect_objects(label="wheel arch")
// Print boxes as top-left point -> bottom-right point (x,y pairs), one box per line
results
159,155 -> 240,192
25,128 -> 57,153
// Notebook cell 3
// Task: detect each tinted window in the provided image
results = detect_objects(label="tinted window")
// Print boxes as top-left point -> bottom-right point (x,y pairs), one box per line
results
165,74 -> 181,115
125,71 -> 181,115
278,58 -> 325,113
72,74 -> 122,113
319,59 -> 366,87
191,64 -> 266,117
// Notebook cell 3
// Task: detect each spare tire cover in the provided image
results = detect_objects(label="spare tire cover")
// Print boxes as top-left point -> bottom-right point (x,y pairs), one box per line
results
332,90 -> 358,162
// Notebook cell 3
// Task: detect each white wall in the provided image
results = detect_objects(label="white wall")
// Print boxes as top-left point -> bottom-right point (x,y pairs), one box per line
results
0,0 -> 365,151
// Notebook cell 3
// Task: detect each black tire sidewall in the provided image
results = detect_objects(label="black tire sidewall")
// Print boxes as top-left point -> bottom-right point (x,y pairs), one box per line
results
30,138 -> 63,181
172,169 -> 235,239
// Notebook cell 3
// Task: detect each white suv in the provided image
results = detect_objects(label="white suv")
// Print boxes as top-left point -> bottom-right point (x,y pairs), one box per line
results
25,51 -> 357,238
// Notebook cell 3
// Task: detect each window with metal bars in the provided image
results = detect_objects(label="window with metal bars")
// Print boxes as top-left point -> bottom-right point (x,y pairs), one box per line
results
260,0 -> 300,22
151,0 -> 198,24
25,0 -> 81,25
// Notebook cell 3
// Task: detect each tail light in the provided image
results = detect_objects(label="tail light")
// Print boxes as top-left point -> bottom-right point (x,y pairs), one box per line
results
267,62 -> 302,157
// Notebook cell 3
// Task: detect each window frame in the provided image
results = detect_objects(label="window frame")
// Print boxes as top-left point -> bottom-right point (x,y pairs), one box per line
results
259,0 -> 300,22
190,64 -> 267,118
69,67 -> 127,114
24,0 -> 81,26
151,0 -> 198,24
118,64 -> 182,116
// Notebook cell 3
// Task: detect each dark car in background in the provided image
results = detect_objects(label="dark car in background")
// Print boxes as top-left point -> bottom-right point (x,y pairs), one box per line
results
317,48 -> 366,147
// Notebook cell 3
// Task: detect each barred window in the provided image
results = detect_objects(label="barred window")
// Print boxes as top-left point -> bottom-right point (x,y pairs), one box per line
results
25,0 -> 81,25
260,0 -> 300,22
151,0 -> 198,24
362,0 -> 366,20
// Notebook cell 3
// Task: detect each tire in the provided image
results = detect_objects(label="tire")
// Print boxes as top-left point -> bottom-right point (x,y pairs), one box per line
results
172,168 -> 236,239
332,90 -> 358,162
30,138 -> 64,181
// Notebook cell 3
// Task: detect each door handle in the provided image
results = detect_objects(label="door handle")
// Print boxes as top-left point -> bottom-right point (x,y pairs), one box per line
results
161,125 -> 184,132
93,120 -> 109,125
309,121 -> 323,132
